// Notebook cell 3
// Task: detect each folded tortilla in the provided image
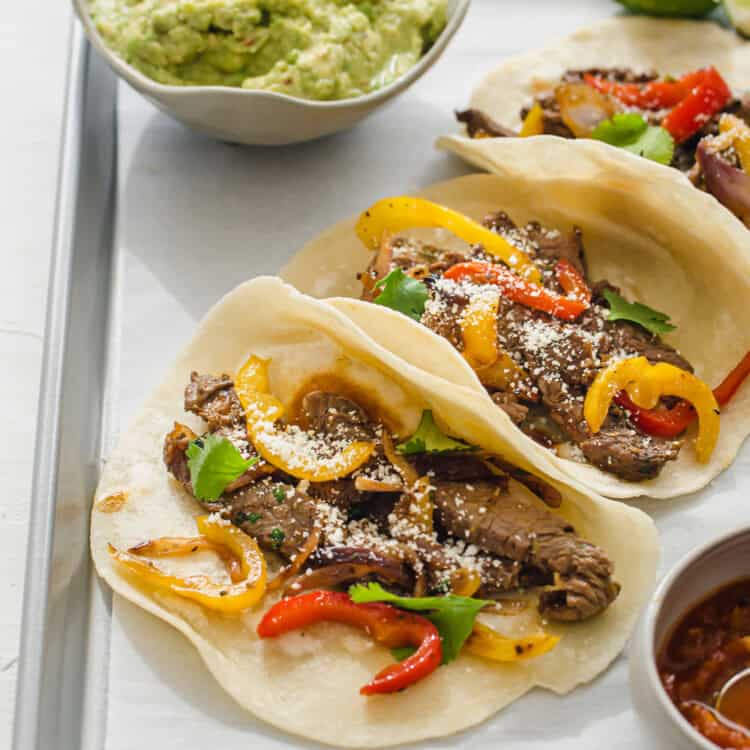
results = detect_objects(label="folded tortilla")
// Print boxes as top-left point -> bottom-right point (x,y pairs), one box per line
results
91,277 -> 657,747
281,162 -> 750,499
450,16 -> 750,142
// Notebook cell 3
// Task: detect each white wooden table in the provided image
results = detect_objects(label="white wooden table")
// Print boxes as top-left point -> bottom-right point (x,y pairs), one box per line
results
0,3 -> 71,746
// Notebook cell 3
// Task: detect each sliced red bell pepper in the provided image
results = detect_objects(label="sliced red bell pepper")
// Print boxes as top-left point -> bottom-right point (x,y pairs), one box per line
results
555,259 -> 592,304
614,391 -> 695,438
661,68 -> 731,143
443,260 -> 590,321
584,73 -> 687,110
713,350 -> 750,405
257,591 -> 442,695
584,68 -> 729,113
615,350 -> 750,438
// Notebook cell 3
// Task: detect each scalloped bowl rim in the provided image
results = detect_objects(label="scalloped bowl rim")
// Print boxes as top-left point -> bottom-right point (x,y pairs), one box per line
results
72,0 -> 471,108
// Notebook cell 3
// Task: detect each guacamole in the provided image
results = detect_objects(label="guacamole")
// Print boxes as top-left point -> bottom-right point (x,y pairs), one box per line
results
88,0 -> 448,100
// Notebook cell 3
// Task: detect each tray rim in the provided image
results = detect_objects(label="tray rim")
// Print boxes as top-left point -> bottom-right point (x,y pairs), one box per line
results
12,23 -> 119,750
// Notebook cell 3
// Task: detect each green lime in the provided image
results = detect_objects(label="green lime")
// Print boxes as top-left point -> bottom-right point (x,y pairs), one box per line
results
615,0 -> 718,16
725,0 -> 750,34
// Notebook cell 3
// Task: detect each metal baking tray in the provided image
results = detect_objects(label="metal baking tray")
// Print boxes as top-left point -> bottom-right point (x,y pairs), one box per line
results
13,22 -> 118,750
14,7 -> 750,750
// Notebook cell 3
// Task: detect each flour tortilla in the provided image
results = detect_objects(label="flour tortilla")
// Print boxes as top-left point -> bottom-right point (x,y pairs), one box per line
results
453,16 -> 750,142
92,277 -> 657,748
281,164 -> 750,499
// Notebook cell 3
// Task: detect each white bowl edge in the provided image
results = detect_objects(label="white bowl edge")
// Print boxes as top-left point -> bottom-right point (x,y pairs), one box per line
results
72,0 -> 471,144
629,527 -> 750,750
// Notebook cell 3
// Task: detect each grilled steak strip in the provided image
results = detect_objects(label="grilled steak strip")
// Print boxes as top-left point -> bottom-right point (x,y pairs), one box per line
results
490,391 -> 529,426
226,478 -> 318,559
433,480 -> 569,560
535,534 -> 620,621
579,423 -> 681,482
456,108 -> 516,138
185,372 -> 245,436
389,488 -> 524,595
299,391 -> 376,442
484,210 -> 586,277
412,451 -> 562,508
431,479 -> 618,620
411,453 -> 500,483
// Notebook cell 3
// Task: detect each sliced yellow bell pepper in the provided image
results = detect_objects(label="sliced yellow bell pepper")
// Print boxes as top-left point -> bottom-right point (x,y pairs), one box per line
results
451,568 -> 482,597
520,103 -> 545,137
461,295 -> 500,369
109,514 -> 267,614
243,390 -> 286,426
459,295 -> 533,391
584,356 -> 720,463
125,535 -> 243,581
356,197 -> 541,283
719,113 -> 750,174
235,355 -> 375,482
235,353 -> 271,405
465,622 -> 560,661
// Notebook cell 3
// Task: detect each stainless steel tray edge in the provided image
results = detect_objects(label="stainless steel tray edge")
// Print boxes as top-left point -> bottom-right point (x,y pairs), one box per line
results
13,22 -> 118,750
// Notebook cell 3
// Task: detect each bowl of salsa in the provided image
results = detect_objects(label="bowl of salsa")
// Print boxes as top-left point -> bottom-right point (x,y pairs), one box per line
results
630,528 -> 750,749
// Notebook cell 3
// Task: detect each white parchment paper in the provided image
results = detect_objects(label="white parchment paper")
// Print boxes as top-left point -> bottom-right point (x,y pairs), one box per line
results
98,1 -> 748,748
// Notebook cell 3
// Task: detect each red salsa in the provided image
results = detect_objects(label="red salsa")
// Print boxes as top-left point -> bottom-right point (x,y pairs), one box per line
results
658,578 -> 750,749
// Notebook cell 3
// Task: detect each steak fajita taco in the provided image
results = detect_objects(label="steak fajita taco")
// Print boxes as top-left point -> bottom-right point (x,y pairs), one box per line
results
91,277 -> 657,748
447,17 -> 750,227
282,164 -> 750,499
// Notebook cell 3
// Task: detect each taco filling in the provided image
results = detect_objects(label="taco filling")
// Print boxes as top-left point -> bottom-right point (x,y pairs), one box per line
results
161,367 -> 618,619
93,278 -> 662,739
356,197 -> 750,483
457,66 -> 750,226
104,355 -> 628,694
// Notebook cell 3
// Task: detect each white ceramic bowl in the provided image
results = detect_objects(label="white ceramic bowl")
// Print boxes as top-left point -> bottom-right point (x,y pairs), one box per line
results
72,0 -> 470,145
629,527 -> 750,750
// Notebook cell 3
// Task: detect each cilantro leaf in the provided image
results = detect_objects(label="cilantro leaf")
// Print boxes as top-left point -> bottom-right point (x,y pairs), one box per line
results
622,126 -> 675,165
603,289 -> 677,335
373,268 -> 429,322
592,114 -> 675,166
349,582 -> 489,663
186,434 -> 257,501
396,410 -> 474,455
592,113 -> 648,145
